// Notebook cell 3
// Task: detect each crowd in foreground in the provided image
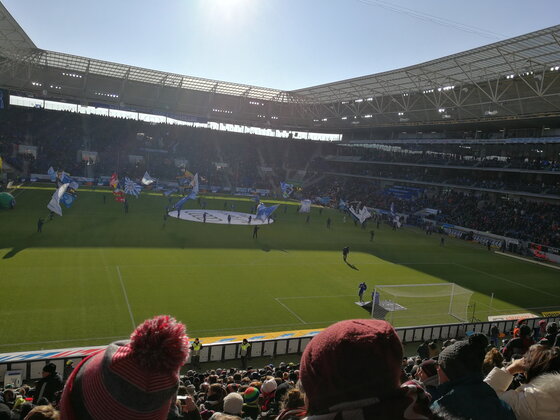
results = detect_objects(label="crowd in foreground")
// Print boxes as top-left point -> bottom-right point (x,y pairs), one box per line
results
0,315 -> 559,420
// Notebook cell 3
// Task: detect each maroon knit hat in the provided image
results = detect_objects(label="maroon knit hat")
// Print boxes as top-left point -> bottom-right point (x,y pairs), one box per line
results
60,315 -> 189,420
300,319 -> 403,415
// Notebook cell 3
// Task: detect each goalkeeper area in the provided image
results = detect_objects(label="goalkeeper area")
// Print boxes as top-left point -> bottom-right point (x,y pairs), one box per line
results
368,283 -> 474,326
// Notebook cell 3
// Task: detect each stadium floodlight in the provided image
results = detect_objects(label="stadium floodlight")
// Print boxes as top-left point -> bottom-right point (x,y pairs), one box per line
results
484,110 -> 498,116
370,283 -> 474,326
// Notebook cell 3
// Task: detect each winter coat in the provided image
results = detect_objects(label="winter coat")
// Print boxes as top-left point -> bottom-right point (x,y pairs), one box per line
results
431,373 -> 516,420
33,372 -> 63,404
484,367 -> 560,420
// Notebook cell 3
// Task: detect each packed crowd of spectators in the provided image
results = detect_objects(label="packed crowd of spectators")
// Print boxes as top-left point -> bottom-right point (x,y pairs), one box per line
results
307,176 -> 560,247
0,108 -> 331,190
338,146 -> 560,172
319,158 -> 560,196
1,315 -> 558,420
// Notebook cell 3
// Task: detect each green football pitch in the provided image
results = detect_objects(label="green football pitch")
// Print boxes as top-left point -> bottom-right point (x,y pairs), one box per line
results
1,185 -> 559,353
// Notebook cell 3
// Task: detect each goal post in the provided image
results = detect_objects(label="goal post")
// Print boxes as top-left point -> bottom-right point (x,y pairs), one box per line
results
370,283 -> 474,326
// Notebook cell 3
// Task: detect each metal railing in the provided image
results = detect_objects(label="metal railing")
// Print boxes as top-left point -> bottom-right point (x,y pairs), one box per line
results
1,316 -> 558,383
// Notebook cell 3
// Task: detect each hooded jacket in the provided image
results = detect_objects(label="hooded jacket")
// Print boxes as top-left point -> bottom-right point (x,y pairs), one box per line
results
484,368 -> 560,420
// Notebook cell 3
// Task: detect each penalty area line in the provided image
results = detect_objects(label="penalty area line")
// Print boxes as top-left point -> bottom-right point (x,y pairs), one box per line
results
116,266 -> 136,329
274,298 -> 307,325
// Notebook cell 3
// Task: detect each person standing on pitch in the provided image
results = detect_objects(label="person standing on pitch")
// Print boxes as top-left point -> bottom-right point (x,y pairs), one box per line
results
440,236 -> 445,246
358,282 -> 367,302
370,230 -> 375,241
253,225 -> 259,239
326,217 -> 332,229
342,246 -> 350,262
228,214 -> 232,224
306,215 -> 310,224
248,215 -> 252,224
37,217 -> 44,233
203,212 -> 207,223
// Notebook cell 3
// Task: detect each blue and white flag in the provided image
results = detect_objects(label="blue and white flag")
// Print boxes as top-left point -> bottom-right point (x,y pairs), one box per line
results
390,202 -> 395,216
47,183 -> 69,216
163,188 -> 177,197
141,171 -> 156,186
256,203 -> 279,221
173,190 -> 197,210
60,192 -> 77,208
280,182 -> 294,198
47,167 -> 57,182
124,177 -> 142,197
58,172 -> 79,190
190,173 -> 199,194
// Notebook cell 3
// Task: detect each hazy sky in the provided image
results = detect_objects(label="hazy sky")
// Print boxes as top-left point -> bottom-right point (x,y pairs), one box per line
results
3,0 -> 560,90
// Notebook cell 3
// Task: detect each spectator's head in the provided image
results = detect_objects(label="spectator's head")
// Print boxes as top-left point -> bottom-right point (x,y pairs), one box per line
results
0,403 -> 11,420
261,378 -> 277,396
60,315 -> 189,420
416,359 -> 438,382
519,324 -> 532,338
300,319 -> 403,415
483,347 -> 504,370
42,363 -> 56,378
242,387 -> 259,407
281,388 -> 305,411
523,344 -> 560,382
438,334 -> 488,383
23,405 -> 59,420
222,392 -> 243,416
546,322 -> 558,335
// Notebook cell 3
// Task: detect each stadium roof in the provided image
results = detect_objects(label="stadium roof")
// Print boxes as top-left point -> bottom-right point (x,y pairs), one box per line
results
0,2 -> 35,51
293,25 -> 560,103
1,1 -> 560,129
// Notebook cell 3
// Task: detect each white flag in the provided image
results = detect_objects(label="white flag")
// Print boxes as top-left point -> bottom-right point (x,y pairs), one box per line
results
190,173 -> 199,194
141,171 -> 155,185
47,183 -> 69,216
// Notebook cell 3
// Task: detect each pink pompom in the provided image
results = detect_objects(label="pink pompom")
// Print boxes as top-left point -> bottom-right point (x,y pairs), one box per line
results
129,315 -> 190,372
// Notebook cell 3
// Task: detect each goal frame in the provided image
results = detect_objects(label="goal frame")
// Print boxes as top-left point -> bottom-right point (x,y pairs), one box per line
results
370,282 -> 469,323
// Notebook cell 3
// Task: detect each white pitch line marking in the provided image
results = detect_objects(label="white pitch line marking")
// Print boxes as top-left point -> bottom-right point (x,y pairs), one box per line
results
274,298 -> 307,324
494,252 -> 560,270
454,263 -> 560,298
116,266 -> 136,329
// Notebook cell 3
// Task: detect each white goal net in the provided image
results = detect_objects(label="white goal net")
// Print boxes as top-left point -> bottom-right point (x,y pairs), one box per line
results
370,283 -> 474,326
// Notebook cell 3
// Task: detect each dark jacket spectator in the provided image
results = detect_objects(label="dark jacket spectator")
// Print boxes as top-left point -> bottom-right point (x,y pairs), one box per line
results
502,324 -> 535,361
431,335 -> 515,420
33,364 -> 63,405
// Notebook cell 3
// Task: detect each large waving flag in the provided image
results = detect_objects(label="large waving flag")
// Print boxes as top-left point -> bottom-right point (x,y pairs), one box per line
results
141,171 -> 156,186
256,203 -> 279,221
124,177 -> 142,197
61,192 -> 77,208
113,189 -> 125,203
110,173 -> 119,189
47,183 -> 69,216
47,167 -> 57,182
173,190 -> 197,210
280,182 -> 294,198
190,173 -> 199,194
60,172 -> 79,191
